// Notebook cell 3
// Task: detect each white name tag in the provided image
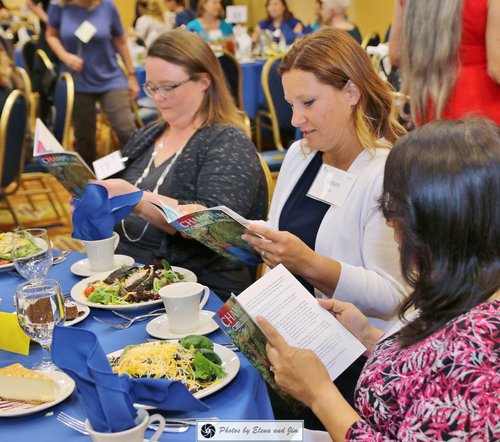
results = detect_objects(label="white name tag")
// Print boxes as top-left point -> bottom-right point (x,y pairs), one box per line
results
307,164 -> 357,207
225,5 -> 248,23
74,20 -> 97,44
92,150 -> 126,179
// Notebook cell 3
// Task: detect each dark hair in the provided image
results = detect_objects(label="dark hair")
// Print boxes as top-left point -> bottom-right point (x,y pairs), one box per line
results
280,27 -> 405,149
264,0 -> 294,23
380,118 -> 500,347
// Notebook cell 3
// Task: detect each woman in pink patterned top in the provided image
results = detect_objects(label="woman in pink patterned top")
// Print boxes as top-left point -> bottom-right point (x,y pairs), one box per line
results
258,118 -> 500,441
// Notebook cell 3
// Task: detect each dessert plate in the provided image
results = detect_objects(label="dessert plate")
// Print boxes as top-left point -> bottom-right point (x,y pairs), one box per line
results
70,255 -> 135,277
0,371 -> 75,417
146,310 -> 219,339
64,301 -> 90,327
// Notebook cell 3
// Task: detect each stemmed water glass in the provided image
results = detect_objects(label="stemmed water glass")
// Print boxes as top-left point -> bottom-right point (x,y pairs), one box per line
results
15,279 -> 66,371
12,228 -> 53,282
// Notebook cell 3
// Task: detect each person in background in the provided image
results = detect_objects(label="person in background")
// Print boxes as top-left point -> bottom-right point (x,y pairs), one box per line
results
0,0 -> 10,21
389,0 -> 500,125
258,117 -> 500,441
26,0 -> 59,125
134,0 -> 172,47
164,0 -> 195,28
310,0 -> 323,32
97,30 -> 265,301
46,0 -> 139,166
186,0 -> 232,42
321,0 -> 361,44
242,28 -> 407,424
255,0 -> 303,46
133,0 -> 148,28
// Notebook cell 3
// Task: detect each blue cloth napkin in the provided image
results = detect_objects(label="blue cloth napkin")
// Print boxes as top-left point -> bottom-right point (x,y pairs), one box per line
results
72,183 -> 143,241
52,325 -> 208,433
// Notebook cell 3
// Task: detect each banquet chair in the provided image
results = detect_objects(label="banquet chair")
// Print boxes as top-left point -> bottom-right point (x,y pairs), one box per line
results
0,89 -> 28,226
255,153 -> 275,280
14,66 -> 38,132
52,72 -> 74,150
361,31 -> 381,50
217,49 -> 244,110
20,36 -> 38,75
255,55 -> 291,173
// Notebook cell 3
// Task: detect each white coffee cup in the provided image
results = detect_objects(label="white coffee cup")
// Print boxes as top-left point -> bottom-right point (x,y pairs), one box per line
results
85,409 -> 165,442
81,232 -> 119,272
159,282 -> 210,333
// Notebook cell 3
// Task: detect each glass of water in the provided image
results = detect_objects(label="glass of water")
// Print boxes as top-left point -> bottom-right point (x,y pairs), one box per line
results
12,228 -> 53,282
15,279 -> 66,370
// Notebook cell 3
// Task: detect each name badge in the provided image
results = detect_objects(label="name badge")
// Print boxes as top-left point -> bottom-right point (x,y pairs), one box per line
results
92,150 -> 126,179
307,164 -> 357,207
74,20 -> 97,44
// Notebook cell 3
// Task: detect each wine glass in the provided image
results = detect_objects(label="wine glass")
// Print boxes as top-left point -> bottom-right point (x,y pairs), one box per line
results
12,228 -> 53,282
15,279 -> 66,371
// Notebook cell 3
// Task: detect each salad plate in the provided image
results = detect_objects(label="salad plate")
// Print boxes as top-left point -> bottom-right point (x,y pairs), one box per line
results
70,254 -> 135,277
70,266 -> 197,310
0,370 -> 75,417
107,341 -> 240,400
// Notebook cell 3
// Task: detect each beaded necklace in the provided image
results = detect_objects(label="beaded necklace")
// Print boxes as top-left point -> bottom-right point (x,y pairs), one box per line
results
121,135 -> 184,243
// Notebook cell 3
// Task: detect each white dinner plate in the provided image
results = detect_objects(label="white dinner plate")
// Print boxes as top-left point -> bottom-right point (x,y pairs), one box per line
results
0,370 -> 75,417
0,261 -> 14,273
64,300 -> 90,327
70,266 -> 197,310
146,310 -> 219,340
107,341 -> 240,400
70,254 -> 135,277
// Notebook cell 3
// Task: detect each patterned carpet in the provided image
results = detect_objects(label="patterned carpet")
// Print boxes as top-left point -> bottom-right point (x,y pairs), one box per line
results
0,177 -> 84,252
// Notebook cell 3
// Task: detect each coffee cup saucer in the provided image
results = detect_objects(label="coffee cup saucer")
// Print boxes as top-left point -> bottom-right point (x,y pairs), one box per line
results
146,310 -> 219,339
70,254 -> 135,277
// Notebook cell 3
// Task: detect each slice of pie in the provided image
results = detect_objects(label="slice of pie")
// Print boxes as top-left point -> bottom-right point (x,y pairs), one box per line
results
0,363 -> 57,404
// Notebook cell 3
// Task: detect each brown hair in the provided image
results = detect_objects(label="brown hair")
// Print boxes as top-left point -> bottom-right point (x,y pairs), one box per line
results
147,29 -> 246,132
264,0 -> 294,23
196,0 -> 223,19
280,27 -> 406,150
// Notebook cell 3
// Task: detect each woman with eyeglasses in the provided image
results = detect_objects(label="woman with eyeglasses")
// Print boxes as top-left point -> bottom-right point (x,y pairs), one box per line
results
97,29 -> 265,300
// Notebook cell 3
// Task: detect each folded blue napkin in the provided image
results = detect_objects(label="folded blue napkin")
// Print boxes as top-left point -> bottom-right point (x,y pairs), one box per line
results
52,325 -> 208,433
72,183 -> 143,241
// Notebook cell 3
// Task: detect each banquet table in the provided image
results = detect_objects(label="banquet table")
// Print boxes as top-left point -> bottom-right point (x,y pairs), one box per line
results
0,252 -> 274,441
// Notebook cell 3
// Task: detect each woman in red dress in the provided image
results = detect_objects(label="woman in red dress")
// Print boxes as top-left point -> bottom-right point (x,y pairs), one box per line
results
389,0 -> 500,125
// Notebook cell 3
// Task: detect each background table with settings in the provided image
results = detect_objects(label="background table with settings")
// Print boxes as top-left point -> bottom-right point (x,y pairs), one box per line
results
0,252 -> 274,442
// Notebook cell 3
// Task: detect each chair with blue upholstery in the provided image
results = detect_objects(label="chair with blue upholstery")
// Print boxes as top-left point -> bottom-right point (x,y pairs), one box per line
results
255,55 -> 292,174
0,89 -> 28,226
52,71 -> 74,149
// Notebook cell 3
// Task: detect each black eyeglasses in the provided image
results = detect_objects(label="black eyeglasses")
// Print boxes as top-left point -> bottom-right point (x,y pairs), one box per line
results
142,77 -> 193,99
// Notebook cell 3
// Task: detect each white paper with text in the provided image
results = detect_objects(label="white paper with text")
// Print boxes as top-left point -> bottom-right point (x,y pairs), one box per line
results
237,264 -> 366,380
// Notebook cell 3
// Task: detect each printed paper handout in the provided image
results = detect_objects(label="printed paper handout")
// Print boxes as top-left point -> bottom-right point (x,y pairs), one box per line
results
215,264 -> 366,412
149,201 -> 262,265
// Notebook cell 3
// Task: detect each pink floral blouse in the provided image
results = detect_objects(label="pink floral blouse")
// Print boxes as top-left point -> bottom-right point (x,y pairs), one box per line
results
346,300 -> 500,441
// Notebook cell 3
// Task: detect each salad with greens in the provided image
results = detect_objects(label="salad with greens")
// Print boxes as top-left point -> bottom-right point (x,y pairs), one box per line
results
84,260 -> 187,305
109,335 -> 227,393
0,232 -> 42,265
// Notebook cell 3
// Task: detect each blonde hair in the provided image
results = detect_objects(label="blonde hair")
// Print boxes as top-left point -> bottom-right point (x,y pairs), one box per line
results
147,0 -> 165,23
147,29 -> 246,132
401,0 -> 463,124
322,0 -> 350,13
281,27 -> 405,150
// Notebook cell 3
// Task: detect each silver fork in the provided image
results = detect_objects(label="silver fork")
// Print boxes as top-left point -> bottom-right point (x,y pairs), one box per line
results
57,411 -> 89,435
112,307 -> 165,320
57,411 -> 190,434
93,312 -> 163,329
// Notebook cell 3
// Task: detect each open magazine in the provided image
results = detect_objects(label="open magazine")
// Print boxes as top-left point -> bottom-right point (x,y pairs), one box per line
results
33,119 -> 96,198
33,119 -> 125,199
215,264 -> 366,413
148,200 -> 263,265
